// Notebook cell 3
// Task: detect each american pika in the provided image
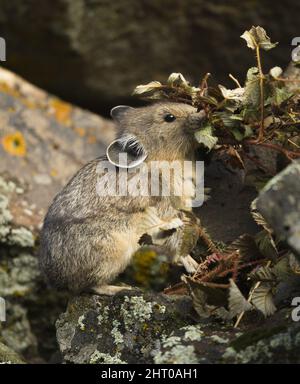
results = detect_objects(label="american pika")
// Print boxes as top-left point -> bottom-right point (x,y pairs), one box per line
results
39,102 -> 205,295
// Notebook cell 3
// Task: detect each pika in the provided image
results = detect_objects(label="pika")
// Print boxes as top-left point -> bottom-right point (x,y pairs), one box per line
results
39,102 -> 206,295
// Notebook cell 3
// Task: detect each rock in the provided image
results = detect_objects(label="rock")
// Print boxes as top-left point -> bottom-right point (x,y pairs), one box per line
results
195,152 -> 259,243
0,67 -> 115,232
56,290 -> 195,364
0,1 -> 298,110
256,160 -> 300,258
222,309 -> 300,363
0,341 -> 25,364
56,290 -> 300,364
55,290 -> 242,364
0,67 -> 114,363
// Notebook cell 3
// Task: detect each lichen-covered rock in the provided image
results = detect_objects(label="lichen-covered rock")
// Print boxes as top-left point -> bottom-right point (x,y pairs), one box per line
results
0,341 -> 25,364
153,323 -> 238,364
56,290 -> 300,364
0,67 -> 115,232
56,290 -> 246,364
256,160 -> 300,258
56,290 -> 195,364
223,311 -> 300,363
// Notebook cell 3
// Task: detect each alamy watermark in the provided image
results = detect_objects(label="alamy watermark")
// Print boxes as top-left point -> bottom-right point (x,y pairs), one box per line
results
0,37 -> 6,61
96,156 -> 205,208
291,37 -> 300,62
291,297 -> 300,322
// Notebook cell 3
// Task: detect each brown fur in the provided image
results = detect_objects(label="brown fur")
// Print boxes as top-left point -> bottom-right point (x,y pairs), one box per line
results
39,102 -> 205,293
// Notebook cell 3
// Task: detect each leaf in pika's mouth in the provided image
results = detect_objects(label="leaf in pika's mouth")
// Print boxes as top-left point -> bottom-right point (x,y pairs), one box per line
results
194,124 -> 218,150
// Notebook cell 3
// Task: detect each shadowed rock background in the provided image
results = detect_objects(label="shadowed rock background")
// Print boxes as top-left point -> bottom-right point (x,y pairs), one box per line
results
0,0 -> 299,113
0,0 -> 300,364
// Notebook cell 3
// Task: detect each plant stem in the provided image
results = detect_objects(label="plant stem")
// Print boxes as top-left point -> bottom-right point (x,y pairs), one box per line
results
256,46 -> 265,141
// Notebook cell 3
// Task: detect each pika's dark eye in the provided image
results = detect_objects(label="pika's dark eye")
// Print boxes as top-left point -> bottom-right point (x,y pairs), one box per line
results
164,113 -> 176,122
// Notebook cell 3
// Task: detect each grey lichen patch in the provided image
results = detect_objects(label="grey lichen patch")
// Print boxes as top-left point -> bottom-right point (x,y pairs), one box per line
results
0,177 -> 16,194
0,194 -> 12,241
111,320 -> 124,346
161,335 -> 182,348
1,302 -> 37,355
120,296 -> 154,330
7,227 -> 35,248
0,253 -> 40,296
210,335 -> 229,344
180,325 -> 203,342
0,176 -> 34,247
77,315 -> 86,331
96,303 -> 110,324
90,350 -> 127,364
154,328 -> 201,364
223,326 -> 300,363
154,344 -> 198,364
223,340 -> 273,363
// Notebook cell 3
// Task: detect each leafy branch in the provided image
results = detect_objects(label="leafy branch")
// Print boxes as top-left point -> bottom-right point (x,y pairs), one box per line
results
132,26 -> 300,164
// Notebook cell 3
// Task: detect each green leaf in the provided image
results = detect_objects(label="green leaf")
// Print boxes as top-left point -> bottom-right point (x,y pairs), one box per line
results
228,279 -> 252,317
241,26 -> 278,51
251,199 -> 273,233
227,234 -> 262,262
183,276 -> 228,319
194,124 -> 218,150
271,87 -> 293,107
218,85 -> 245,101
244,67 -> 260,108
167,73 -> 189,87
132,81 -> 163,96
250,283 -> 276,316
249,265 -> 276,282
272,257 -> 293,281
231,128 -> 245,141
255,230 -> 278,261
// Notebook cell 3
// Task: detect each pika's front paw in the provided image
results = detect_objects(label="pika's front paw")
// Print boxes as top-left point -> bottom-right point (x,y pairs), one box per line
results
91,285 -> 133,296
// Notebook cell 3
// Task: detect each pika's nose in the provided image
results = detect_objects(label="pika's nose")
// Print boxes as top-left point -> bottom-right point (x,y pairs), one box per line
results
187,110 -> 206,131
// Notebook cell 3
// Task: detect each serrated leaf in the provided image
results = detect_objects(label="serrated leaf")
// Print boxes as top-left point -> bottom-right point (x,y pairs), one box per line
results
289,253 -> 300,274
251,199 -> 273,233
194,125 -> 218,150
272,257 -> 292,280
228,279 -> 253,317
218,85 -> 245,101
241,26 -> 278,51
184,276 -> 228,319
167,72 -> 189,87
255,230 -> 278,260
227,234 -> 262,262
251,283 -> 276,316
249,265 -> 276,282
132,81 -> 163,96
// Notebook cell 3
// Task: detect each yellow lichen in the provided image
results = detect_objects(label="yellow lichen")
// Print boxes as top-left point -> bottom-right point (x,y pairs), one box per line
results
50,169 -> 58,178
50,98 -> 72,125
74,127 -> 86,137
87,135 -> 97,144
1,132 -> 27,157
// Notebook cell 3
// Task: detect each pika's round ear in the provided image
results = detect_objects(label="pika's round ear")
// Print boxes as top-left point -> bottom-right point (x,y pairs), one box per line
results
106,135 -> 147,169
110,105 -> 134,122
